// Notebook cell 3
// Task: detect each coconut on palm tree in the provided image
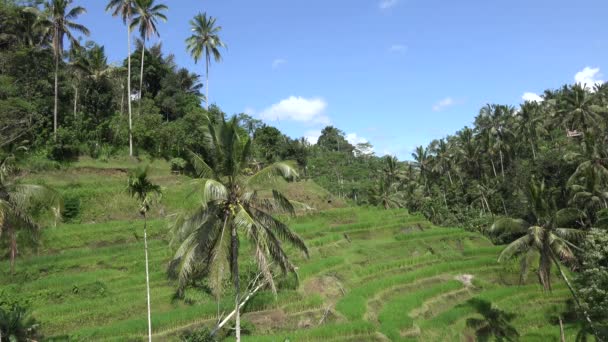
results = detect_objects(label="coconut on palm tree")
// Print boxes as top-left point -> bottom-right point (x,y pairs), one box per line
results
130,0 -> 167,115
0,152 -> 62,273
185,13 -> 225,110
127,166 -> 161,342
106,0 -> 135,156
38,0 -> 89,140
168,117 -> 308,341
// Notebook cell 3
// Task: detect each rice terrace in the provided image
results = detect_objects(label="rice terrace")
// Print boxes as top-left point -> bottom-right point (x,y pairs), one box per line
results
1,0 -> 608,341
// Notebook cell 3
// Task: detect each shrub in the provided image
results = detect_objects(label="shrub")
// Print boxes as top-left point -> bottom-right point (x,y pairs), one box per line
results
180,327 -> 214,342
170,157 -> 187,174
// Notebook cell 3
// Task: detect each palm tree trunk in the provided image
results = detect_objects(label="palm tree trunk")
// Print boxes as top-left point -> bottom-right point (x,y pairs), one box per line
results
143,213 -> 152,342
447,170 -> 453,186
139,40 -> 145,115
10,228 -> 16,274
231,223 -> 241,341
549,250 -> 601,341
54,54 -> 59,141
127,22 -> 133,157
531,142 -> 537,160
205,58 -> 209,110
73,84 -> 78,117
490,159 -> 498,179
499,149 -> 505,179
120,82 -> 125,116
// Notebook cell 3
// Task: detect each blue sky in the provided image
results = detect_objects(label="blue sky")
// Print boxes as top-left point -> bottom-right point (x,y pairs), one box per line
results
77,0 -> 607,159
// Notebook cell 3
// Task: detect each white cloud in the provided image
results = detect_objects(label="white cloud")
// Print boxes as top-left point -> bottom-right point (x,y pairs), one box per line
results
272,58 -> 287,69
259,96 -> 330,124
574,67 -> 604,90
379,0 -> 398,9
522,92 -> 543,103
432,97 -> 456,112
304,130 -> 322,144
389,44 -> 407,53
346,133 -> 368,145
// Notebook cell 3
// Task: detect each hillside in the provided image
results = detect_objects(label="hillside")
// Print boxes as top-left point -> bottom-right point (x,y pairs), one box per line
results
0,160 -> 576,341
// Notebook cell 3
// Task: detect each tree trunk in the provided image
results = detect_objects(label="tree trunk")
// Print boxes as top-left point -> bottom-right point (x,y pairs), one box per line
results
499,149 -> 505,179
212,277 -> 266,335
10,228 -> 16,274
54,54 -> 59,141
490,159 -> 498,179
139,40 -> 145,116
73,84 -> 78,117
205,58 -> 209,110
559,316 -> 565,342
120,82 -> 125,116
144,213 -> 152,342
231,224 -> 241,341
531,142 -> 537,160
447,170 -> 453,186
127,22 -> 133,157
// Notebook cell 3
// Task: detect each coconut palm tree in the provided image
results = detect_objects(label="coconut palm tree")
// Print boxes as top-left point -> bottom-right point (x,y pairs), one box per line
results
130,0 -> 167,114
127,166 -> 161,342
465,298 -> 519,342
489,178 -> 601,339
412,145 -> 430,190
39,0 -> 89,140
185,13 -> 225,110
556,84 -> 604,136
515,101 -> 547,160
569,166 -> 608,224
0,152 -> 62,273
106,0 -> 135,156
168,117 -> 308,341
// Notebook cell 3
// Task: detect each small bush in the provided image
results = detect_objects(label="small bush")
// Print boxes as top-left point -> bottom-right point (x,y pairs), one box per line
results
170,157 -> 187,174
180,327 -> 214,342
62,194 -> 81,223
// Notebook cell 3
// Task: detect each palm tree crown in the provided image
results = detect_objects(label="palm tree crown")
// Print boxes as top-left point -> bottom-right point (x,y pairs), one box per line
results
185,12 -> 225,109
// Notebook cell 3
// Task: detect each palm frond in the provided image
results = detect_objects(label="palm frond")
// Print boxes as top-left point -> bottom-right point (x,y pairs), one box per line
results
247,162 -> 298,188
498,234 -> 532,262
187,149 -> 214,179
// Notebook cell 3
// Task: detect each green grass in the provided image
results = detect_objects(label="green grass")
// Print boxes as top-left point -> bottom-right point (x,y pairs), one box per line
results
0,157 -> 576,341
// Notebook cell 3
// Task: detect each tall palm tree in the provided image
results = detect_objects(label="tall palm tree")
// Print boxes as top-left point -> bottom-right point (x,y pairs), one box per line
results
185,13 -> 225,110
0,152 -> 62,273
556,84 -> 604,136
127,166 -> 161,342
39,0 -> 89,140
515,101 -> 547,160
569,165 -> 608,224
131,0 -> 167,114
106,0 -> 135,156
168,117 -> 308,341
488,178 -> 601,339
411,145 -> 429,190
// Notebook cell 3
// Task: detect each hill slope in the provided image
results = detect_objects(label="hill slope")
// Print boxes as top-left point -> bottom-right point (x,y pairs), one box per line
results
1,160 -> 574,341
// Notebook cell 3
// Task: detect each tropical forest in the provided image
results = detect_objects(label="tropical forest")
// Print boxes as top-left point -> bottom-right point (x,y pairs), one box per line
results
0,0 -> 607,341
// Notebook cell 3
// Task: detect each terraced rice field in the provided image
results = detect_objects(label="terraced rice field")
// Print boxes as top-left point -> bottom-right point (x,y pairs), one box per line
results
1,203 -> 574,340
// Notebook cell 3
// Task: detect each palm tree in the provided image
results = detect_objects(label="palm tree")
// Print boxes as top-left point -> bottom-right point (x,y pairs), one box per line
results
556,84 -> 604,136
569,166 -> 608,224
185,13 -> 225,110
127,166 -> 161,342
465,299 -> 519,342
168,117 -> 308,341
0,152 -> 62,273
515,101 -> 546,160
130,0 -> 167,114
106,0 -> 135,156
489,178 -> 601,339
412,145 -> 429,190
39,0 -> 90,140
